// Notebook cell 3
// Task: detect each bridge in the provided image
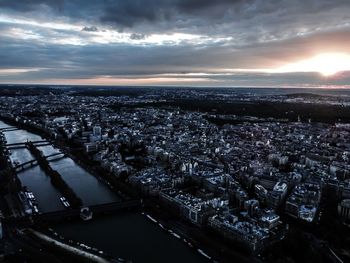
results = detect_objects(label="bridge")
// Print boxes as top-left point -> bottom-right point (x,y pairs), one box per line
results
6,140 -> 49,149
0,127 -> 19,132
14,152 -> 66,172
14,159 -> 38,173
34,200 -> 141,222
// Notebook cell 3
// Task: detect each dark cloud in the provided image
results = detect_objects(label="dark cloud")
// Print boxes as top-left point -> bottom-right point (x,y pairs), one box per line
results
98,0 -> 350,32
100,0 -> 170,28
1,27 -> 350,82
1,0 -> 350,86
0,0 -> 64,12
82,26 -> 99,32
2,1 -> 350,36
99,0 -> 249,28
129,33 -> 147,40
175,0 -> 249,18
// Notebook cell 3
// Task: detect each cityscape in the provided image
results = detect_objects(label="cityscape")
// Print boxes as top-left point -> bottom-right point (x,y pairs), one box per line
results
1,0 -> 350,262
0,86 -> 349,262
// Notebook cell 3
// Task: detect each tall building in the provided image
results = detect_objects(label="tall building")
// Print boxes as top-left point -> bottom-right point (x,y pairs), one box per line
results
93,125 -> 102,137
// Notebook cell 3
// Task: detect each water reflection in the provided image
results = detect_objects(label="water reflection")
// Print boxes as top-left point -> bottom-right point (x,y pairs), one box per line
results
55,213 -> 209,263
18,166 -> 63,212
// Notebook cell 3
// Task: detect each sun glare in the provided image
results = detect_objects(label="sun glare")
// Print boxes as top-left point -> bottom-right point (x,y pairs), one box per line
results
277,53 -> 350,76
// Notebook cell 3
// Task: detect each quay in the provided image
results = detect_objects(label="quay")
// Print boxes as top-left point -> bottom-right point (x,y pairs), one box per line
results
34,200 -> 141,222
21,228 -> 126,263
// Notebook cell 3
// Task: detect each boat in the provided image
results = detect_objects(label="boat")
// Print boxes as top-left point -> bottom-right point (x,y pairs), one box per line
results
28,192 -> 35,200
60,197 -> 70,208
171,232 -> 181,239
146,214 -> 157,223
183,239 -> 193,247
80,207 -> 93,221
197,249 -> 211,260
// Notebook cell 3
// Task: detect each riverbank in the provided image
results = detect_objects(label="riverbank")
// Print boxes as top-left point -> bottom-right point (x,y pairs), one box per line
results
26,228 -> 126,263
0,130 -> 28,219
141,198 -> 260,263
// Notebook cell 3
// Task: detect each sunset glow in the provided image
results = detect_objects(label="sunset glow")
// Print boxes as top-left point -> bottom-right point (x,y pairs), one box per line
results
276,53 -> 350,77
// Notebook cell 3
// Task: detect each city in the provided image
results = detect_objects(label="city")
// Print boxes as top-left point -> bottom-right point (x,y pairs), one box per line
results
0,86 -> 349,262
1,0 -> 350,262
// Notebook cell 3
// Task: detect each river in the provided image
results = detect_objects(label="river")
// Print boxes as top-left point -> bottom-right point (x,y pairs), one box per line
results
0,120 -> 209,263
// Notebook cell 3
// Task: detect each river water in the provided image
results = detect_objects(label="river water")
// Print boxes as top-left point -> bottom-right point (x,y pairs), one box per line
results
0,121 -> 209,263
0,121 -> 118,211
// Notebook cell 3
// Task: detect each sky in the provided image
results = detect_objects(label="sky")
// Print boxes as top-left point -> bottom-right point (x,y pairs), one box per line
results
1,0 -> 350,87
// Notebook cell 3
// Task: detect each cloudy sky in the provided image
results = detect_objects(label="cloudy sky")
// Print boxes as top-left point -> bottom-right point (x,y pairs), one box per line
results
1,0 -> 350,87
